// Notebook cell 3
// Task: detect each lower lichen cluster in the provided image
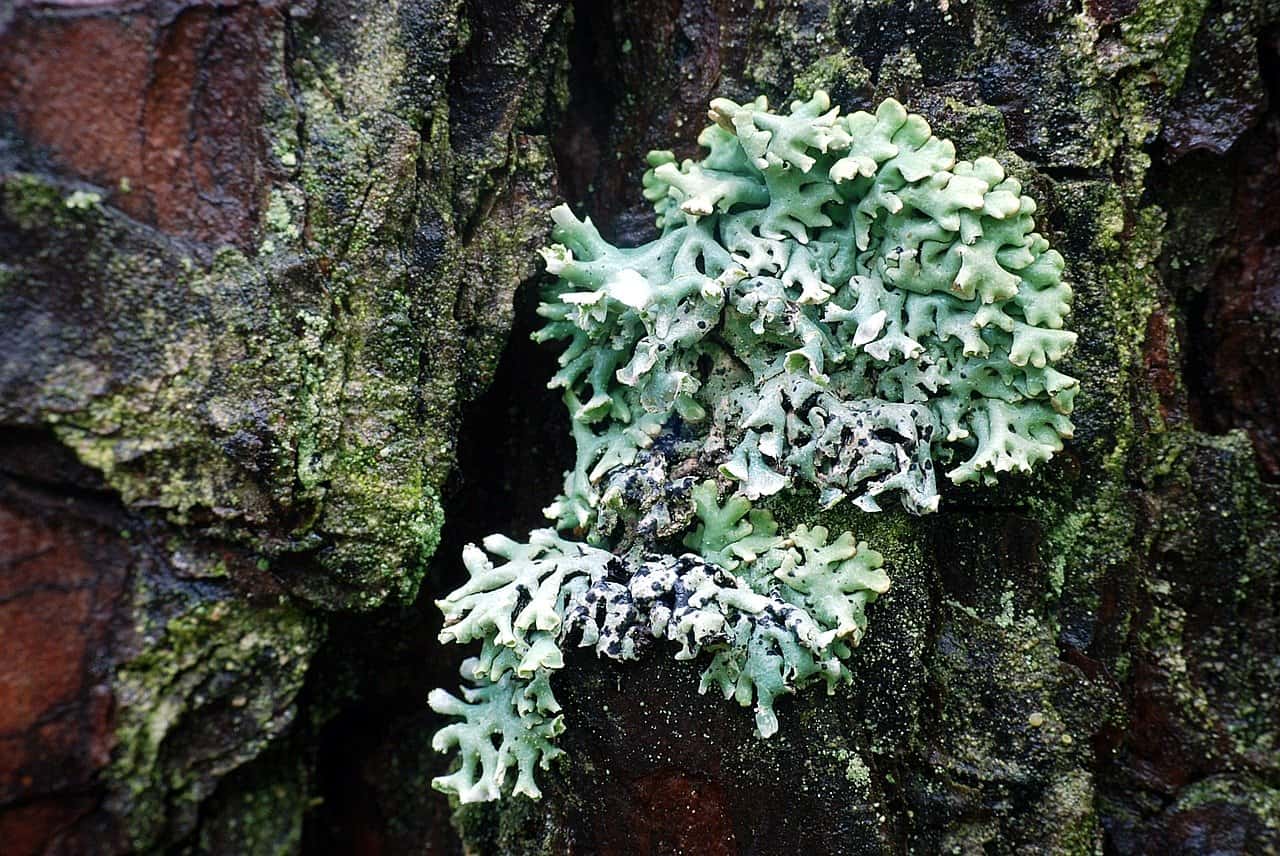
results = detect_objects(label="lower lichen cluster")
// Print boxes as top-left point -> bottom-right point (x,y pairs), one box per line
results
429,91 -> 1076,803
429,493 -> 888,801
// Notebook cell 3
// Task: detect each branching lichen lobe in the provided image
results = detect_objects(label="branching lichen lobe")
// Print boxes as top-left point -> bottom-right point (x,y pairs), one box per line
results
430,90 -> 1077,803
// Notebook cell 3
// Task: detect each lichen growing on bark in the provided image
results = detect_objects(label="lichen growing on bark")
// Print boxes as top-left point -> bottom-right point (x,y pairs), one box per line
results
430,91 -> 1075,803
541,92 -> 1076,522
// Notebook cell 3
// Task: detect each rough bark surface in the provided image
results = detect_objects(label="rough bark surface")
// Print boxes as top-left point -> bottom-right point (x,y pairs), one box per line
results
1,0 -> 1278,854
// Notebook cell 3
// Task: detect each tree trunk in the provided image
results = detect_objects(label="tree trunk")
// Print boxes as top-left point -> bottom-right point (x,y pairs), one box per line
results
1,0 -> 1277,854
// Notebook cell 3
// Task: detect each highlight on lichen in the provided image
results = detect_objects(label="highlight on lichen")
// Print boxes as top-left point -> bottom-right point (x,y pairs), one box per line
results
428,91 -> 1078,803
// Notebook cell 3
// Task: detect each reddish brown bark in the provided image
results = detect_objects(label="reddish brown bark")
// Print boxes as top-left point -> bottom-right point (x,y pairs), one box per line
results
0,1 -> 274,247
0,497 -> 128,855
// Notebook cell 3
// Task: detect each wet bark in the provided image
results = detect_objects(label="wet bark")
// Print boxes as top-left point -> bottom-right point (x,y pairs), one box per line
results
1,0 -> 1278,854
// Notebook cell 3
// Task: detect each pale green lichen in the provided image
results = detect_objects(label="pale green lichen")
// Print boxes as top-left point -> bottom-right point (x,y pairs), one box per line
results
430,91 -> 1076,803
431,491 -> 888,799
64,189 -> 103,210
540,92 -> 1075,519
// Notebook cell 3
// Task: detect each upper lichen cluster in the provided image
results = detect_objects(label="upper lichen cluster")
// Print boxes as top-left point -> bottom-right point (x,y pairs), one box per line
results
542,92 -> 1076,520
429,91 -> 1077,803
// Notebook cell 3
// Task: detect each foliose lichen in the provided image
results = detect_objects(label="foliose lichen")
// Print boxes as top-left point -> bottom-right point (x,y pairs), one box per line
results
429,91 -> 1077,803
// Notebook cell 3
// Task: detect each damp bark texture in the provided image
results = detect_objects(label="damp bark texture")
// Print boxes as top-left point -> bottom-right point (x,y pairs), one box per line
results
1,1 -> 1279,854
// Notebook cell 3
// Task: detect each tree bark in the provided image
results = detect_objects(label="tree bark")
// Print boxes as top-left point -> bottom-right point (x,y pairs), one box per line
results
1,0 -> 1278,854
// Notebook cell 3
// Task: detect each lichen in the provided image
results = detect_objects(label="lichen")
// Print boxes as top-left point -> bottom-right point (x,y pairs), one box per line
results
541,91 -> 1075,520
430,91 -> 1076,803
429,500 -> 888,800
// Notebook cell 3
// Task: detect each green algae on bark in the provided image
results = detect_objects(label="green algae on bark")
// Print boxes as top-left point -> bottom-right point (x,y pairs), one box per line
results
107,599 -> 324,851
1,1 -> 573,851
